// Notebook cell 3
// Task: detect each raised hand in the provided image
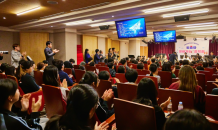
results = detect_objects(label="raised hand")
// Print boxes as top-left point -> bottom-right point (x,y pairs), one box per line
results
68,74 -> 73,78
94,121 -> 109,130
32,95 -> 42,112
21,94 -> 31,111
102,89 -> 114,101
113,78 -> 120,83
22,52 -> 26,56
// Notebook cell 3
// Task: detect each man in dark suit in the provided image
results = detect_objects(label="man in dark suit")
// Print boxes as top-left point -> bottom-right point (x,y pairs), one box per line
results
169,52 -> 177,65
0,52 -> 3,60
44,41 -> 59,65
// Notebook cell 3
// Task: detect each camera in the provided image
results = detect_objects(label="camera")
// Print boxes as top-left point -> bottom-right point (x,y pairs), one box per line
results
0,51 -> 9,54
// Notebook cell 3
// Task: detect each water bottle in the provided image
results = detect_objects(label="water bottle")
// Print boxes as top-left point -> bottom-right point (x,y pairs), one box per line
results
167,100 -> 172,113
178,101 -> 183,110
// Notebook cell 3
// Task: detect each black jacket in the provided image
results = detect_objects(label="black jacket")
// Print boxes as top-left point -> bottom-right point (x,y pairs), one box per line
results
44,47 -> 55,65
0,109 -> 42,130
20,73 -> 40,94
169,53 -> 177,64
109,68 -> 116,77
0,56 -> 3,60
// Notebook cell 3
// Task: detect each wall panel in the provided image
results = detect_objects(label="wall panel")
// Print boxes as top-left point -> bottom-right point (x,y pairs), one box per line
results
82,35 -> 98,59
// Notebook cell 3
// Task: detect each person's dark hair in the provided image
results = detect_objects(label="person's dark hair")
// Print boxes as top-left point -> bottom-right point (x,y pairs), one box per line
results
89,62 -> 95,67
85,49 -> 89,55
99,50 -> 103,54
137,63 -> 144,69
208,61 -> 213,67
30,61 -> 35,65
130,59 -> 135,63
1,63 -> 8,72
168,61 -> 172,66
95,49 -> 99,53
179,60 -> 183,64
151,58 -> 155,63
118,66 -> 125,73
107,62 -> 114,69
45,84 -> 98,130
37,62 -> 44,71
125,57 -> 129,61
52,59 -> 59,66
203,62 -> 208,68
133,78 -> 158,105
104,59 -> 108,63
46,41 -> 52,46
183,60 -> 189,65
64,61 -> 73,69
108,48 -> 111,53
175,65 -> 180,69
22,61 -> 33,70
162,62 -> 171,73
196,66 -> 204,71
12,44 -> 19,49
15,59 -> 26,80
189,63 -> 194,66
164,109 -> 212,130
69,59 -> 75,63
0,79 -> 18,108
143,61 -> 148,64
79,65 -> 85,70
108,58 -> 113,63
5,65 -> 15,76
175,62 -> 180,65
192,61 -> 196,64
54,60 -> 64,71
112,48 -> 115,51
149,64 -> 158,76
134,60 -> 138,64
43,65 -> 59,87
79,71 -> 98,87
120,59 -> 126,65
98,71 -> 110,80
43,60 -> 48,64
125,69 -> 138,83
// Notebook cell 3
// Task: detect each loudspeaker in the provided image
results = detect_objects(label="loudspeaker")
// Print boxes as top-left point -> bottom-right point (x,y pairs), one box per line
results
99,25 -> 110,30
174,15 -> 190,22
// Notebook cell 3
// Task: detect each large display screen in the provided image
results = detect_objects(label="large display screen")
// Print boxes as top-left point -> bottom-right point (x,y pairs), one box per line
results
153,30 -> 177,42
115,18 -> 147,39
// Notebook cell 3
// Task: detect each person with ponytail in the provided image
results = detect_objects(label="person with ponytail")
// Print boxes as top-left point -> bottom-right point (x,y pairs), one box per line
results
20,61 -> 40,94
146,63 -> 161,84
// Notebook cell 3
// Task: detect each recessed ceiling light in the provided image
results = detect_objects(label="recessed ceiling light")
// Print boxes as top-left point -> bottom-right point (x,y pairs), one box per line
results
112,15 -> 114,17
51,26 -> 53,27
163,9 -> 209,18
65,19 -> 93,26
3,17 -> 6,19
17,7 -> 41,16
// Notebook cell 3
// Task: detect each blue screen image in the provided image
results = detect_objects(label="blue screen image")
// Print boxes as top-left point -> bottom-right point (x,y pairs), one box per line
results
153,30 -> 177,42
115,18 -> 147,39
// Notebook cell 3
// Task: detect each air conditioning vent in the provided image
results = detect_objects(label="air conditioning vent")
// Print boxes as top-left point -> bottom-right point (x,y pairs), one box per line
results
0,0 -> 6,4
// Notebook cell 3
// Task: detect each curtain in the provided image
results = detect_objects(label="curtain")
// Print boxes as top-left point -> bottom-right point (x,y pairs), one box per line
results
148,42 -> 175,59
209,40 -> 218,56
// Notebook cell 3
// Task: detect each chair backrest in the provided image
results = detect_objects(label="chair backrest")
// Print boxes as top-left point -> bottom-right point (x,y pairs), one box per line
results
132,64 -> 137,69
64,68 -> 72,75
114,98 -> 156,130
34,71 -> 44,86
0,73 -> 6,79
97,80 -> 112,97
210,121 -> 218,130
115,73 -> 128,83
99,62 -> 105,66
172,78 -> 179,83
7,75 -> 25,96
98,66 -> 110,73
207,81 -> 218,94
95,64 -> 102,69
204,68 -> 214,80
174,69 -> 180,77
74,65 -> 80,70
74,69 -> 85,83
212,74 -> 218,81
41,84 -> 66,118
117,83 -> 137,101
158,71 -> 172,88
158,88 -> 194,111
28,90 -> 45,113
144,64 -> 148,70
198,71 -> 211,84
128,63 -> 134,67
136,69 -> 150,75
136,75 -> 158,91
196,73 -> 206,91
205,94 -> 218,120
86,66 -> 96,72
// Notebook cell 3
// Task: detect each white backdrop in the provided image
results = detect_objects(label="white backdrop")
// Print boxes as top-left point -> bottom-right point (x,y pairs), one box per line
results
175,38 -> 209,60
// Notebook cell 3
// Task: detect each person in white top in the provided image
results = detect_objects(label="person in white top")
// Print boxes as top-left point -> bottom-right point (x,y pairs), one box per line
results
11,44 -> 26,68
146,63 -> 161,84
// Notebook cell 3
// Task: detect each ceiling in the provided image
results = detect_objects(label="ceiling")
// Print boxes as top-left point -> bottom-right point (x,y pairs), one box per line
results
1,0 -> 218,40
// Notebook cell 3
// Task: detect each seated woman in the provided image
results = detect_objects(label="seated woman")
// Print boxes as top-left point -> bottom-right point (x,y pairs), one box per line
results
146,63 -> 161,84
5,65 -> 16,76
133,78 -> 170,130
169,65 -> 205,113
79,71 -> 114,122
118,66 -> 125,73
0,79 -> 42,130
162,62 -> 176,78
20,61 -> 40,94
164,109 -> 212,130
37,62 -> 45,72
64,61 -> 76,79
45,84 -> 111,130
43,65 -> 69,101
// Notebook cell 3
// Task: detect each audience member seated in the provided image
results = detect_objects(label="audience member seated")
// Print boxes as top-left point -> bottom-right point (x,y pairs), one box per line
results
69,58 -> 75,65
120,58 -> 130,70
20,61 -> 40,93
125,69 -> 138,84
182,60 -> 189,66
80,61 -> 86,67
5,65 -> 16,76
134,60 -> 138,64
137,63 -> 144,70
45,84 -> 110,130
164,109 -> 212,130
64,61 -> 76,78
196,66 -> 204,71
0,79 -> 42,130
162,62 -> 176,78
169,66 -> 205,113
208,61 -> 213,67
30,61 -> 36,77
192,61 -> 197,65
55,60 -> 74,86
151,58 -> 160,67
37,62 -> 45,72
118,66 -> 125,73
179,60 -> 183,65
126,57 -> 130,63
0,63 -> 8,74
104,58 -> 108,64
134,78 -> 171,130
89,61 -> 95,67
211,87 -> 218,95
108,62 -> 116,77
43,65 -> 68,101
79,71 -> 114,122
79,65 -> 85,70
189,63 -> 194,66
146,64 -> 161,83
203,62 -> 208,68
43,60 -> 49,67
52,59 -> 59,66
15,59 -> 26,81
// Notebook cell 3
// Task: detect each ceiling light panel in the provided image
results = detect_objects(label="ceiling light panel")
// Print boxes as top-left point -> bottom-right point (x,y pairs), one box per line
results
193,31 -> 218,34
90,22 -> 114,27
177,22 -> 215,27
144,1 -> 201,13
184,24 -> 217,28
65,19 -> 93,25
17,7 -> 41,16
163,9 -> 209,18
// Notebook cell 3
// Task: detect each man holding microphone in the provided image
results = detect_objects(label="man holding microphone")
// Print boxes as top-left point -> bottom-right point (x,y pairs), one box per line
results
44,41 -> 59,65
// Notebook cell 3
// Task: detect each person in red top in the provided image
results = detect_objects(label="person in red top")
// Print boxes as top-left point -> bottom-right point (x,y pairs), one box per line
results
169,65 -> 205,113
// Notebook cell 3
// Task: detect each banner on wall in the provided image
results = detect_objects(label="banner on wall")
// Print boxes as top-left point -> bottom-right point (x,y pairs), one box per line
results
176,39 -> 209,60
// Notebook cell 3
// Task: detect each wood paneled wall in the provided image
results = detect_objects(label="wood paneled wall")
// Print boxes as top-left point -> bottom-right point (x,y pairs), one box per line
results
20,32 -> 49,65
105,38 -> 112,58
140,46 -> 148,58
82,35 -> 98,59
111,40 -> 120,60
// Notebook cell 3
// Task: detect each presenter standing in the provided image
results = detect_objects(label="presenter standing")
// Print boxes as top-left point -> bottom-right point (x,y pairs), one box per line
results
11,44 -> 26,68
44,41 -> 59,65
169,52 -> 177,65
